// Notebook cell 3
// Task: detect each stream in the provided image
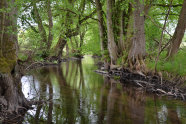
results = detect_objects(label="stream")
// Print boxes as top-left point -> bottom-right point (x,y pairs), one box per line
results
21,56 -> 186,124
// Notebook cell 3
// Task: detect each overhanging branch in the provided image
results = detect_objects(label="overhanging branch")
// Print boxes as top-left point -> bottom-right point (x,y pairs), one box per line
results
152,4 -> 182,7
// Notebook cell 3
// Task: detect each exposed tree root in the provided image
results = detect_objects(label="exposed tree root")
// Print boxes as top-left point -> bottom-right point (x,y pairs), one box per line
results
0,101 -> 32,124
128,55 -> 147,73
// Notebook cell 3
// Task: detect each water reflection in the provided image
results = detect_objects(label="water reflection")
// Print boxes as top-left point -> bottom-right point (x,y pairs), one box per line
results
22,56 -> 186,124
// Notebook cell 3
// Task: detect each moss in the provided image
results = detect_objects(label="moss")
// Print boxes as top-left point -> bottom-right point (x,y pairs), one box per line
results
0,57 -> 16,73
0,40 -> 16,74
114,75 -> 120,80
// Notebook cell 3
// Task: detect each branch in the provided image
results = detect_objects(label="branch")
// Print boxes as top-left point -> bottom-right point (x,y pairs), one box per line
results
90,17 -> 100,22
152,4 -> 182,7
79,9 -> 97,24
146,15 -> 172,38
60,8 -> 77,15
24,19 -> 39,33
66,9 -> 98,38
153,13 -> 179,16
155,0 -> 173,71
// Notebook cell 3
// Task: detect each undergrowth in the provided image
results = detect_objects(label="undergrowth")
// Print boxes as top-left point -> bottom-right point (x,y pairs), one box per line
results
147,49 -> 186,76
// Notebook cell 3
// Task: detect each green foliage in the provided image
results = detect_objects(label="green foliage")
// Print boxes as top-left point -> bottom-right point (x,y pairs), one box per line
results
145,19 -> 161,52
147,49 -> 186,76
114,75 -> 120,80
102,50 -> 110,62
81,23 -> 101,56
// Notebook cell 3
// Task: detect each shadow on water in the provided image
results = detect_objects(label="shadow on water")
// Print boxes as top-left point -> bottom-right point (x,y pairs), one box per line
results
21,56 -> 186,124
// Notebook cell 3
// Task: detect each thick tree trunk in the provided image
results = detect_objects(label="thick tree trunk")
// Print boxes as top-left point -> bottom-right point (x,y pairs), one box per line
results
125,4 -> 133,53
32,0 -> 47,46
106,0 -> 118,65
56,35 -> 67,61
78,30 -> 86,56
167,0 -> 186,58
0,74 -> 29,112
47,0 -> 53,50
128,0 -> 146,69
95,0 -> 107,53
0,0 -> 30,114
118,10 -> 125,54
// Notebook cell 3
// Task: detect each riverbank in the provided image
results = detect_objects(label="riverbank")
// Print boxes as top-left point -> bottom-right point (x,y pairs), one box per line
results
95,67 -> 186,101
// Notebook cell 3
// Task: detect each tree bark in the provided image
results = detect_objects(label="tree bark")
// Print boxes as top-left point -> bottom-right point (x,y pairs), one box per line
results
56,35 -> 67,61
118,10 -> 125,54
128,0 -> 146,69
0,0 -> 30,114
95,0 -> 107,54
32,0 -> 47,46
167,0 -> 186,58
106,0 -> 118,65
47,0 -> 53,49
125,4 -> 133,53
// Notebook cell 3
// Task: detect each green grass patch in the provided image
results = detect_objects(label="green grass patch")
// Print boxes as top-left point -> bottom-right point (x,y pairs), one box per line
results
147,50 -> 186,76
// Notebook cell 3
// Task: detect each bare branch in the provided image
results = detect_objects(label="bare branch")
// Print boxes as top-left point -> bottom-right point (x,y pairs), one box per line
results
152,4 -> 182,7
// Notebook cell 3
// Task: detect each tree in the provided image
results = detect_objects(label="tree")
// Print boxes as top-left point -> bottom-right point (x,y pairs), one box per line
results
32,0 -> 54,54
0,0 -> 30,113
32,0 -> 48,47
167,0 -> 186,58
47,0 -> 54,50
95,0 -> 107,56
106,0 -> 118,65
127,0 -> 146,70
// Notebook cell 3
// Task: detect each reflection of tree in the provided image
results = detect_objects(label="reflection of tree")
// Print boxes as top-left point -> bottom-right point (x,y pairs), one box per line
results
34,69 -> 47,124
167,108 -> 181,124
97,77 -> 109,123
78,60 -> 85,88
106,79 -> 130,124
125,86 -> 145,124
31,68 -> 54,124
53,65 -> 76,123
47,79 -> 53,124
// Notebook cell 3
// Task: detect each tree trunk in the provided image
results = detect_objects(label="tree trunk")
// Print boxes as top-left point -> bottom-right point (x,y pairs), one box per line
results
56,35 -> 67,61
118,10 -> 125,54
55,0 -> 74,59
167,0 -> 186,58
47,0 -> 53,50
128,0 -> 146,70
106,0 -> 118,65
0,0 -> 30,114
95,0 -> 107,54
125,4 -> 133,53
66,43 -> 69,57
32,0 -> 47,47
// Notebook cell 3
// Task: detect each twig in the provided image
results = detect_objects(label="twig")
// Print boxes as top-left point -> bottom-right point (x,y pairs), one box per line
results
25,61 -> 44,70
157,89 -> 167,94
155,0 -> 173,72
146,15 -> 173,38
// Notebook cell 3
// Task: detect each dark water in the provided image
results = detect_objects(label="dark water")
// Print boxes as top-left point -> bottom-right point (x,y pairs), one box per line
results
21,56 -> 186,124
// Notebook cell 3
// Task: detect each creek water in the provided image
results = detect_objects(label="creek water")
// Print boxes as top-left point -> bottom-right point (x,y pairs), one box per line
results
21,56 -> 186,124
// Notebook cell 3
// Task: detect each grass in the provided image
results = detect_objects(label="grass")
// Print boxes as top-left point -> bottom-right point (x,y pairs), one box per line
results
147,49 -> 186,76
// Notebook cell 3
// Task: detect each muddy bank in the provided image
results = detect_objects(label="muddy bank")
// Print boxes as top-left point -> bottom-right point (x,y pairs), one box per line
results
95,68 -> 186,101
